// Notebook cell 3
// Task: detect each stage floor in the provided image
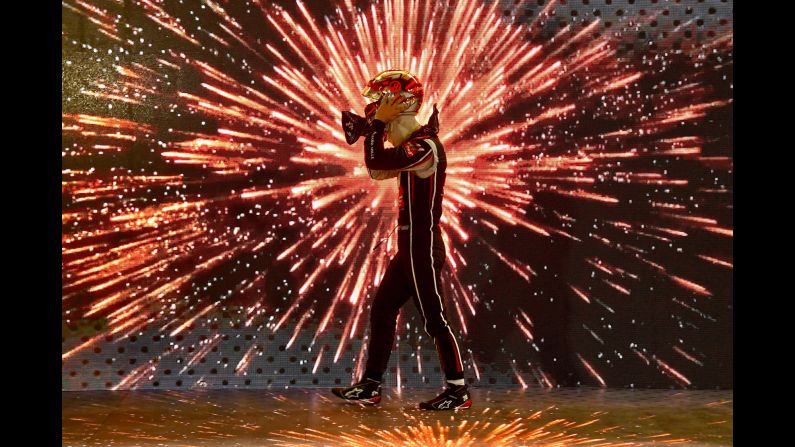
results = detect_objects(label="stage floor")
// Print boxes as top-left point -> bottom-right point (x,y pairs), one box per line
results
63,387 -> 732,446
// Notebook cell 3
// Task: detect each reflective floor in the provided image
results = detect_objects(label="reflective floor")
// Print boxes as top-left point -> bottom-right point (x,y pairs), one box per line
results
62,387 -> 732,446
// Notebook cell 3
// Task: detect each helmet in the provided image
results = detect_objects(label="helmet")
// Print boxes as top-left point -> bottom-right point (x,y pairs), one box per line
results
340,70 -> 425,146
361,69 -> 424,117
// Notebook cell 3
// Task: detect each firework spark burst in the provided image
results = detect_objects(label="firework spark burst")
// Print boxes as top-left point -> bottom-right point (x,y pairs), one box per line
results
270,406 -> 690,446
62,0 -> 733,389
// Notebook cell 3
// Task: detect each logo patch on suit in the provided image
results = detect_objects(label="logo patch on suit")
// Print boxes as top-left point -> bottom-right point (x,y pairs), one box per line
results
403,141 -> 424,158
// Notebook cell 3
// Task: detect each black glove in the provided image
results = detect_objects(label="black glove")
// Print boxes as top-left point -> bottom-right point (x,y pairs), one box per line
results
341,101 -> 381,145
341,110 -> 369,145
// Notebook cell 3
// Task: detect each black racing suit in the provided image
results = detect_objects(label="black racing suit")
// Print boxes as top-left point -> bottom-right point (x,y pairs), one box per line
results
361,117 -> 465,382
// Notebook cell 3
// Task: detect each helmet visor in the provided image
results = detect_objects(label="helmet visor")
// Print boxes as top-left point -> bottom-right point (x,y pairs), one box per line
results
361,85 -> 383,101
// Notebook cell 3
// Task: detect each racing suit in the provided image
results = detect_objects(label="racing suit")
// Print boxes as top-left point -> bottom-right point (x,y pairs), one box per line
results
361,111 -> 465,382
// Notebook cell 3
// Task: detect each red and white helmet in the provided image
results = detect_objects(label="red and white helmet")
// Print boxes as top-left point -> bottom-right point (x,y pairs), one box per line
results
341,69 -> 427,145
361,69 -> 424,117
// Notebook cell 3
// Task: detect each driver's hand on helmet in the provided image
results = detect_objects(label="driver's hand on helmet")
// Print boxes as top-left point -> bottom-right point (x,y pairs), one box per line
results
374,95 -> 408,123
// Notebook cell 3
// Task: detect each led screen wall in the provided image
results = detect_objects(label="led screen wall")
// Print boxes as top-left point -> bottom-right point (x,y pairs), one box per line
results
62,0 -> 733,390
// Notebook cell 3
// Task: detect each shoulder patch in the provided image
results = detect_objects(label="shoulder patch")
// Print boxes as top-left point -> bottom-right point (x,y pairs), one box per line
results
402,140 -> 426,158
